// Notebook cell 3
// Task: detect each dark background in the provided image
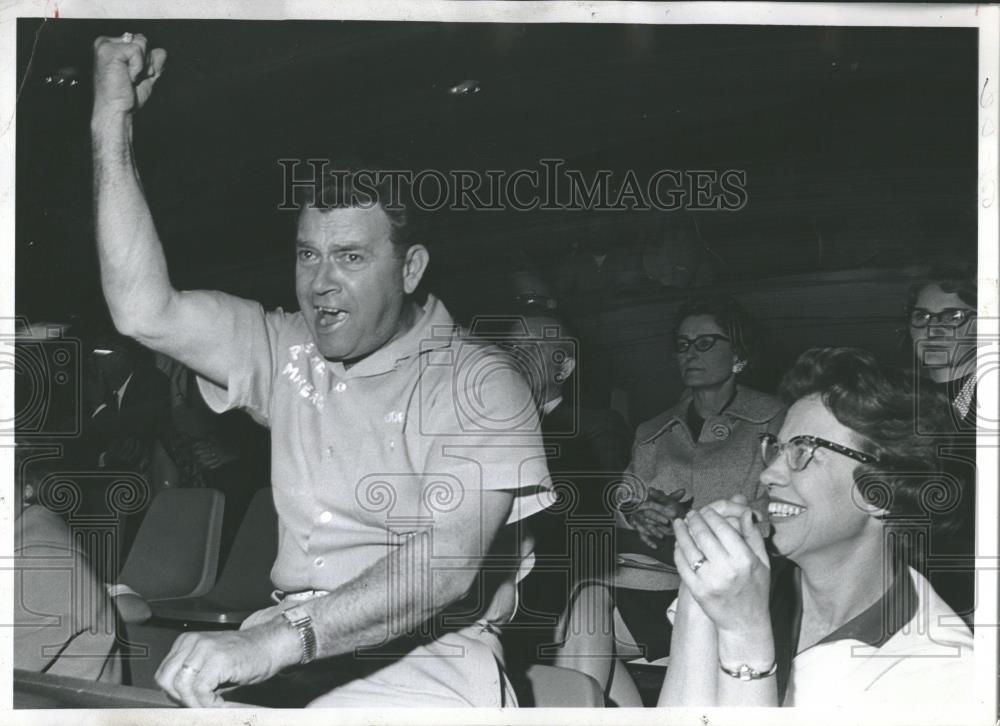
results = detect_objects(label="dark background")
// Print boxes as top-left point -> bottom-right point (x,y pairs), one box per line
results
15,19 -> 980,419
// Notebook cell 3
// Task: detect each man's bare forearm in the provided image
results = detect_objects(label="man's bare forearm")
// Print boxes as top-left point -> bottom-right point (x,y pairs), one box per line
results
296,531 -> 479,662
92,111 -> 175,339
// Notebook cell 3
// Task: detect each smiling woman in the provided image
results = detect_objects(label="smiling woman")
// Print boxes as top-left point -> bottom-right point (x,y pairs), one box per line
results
659,347 -> 975,709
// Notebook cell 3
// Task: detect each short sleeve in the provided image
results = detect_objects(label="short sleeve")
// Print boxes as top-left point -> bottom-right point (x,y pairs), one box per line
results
194,292 -> 293,427
419,344 -> 554,526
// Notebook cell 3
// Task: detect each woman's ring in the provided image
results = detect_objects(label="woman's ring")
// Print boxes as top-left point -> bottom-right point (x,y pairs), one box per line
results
690,556 -> 707,573
121,32 -> 134,44
180,663 -> 200,674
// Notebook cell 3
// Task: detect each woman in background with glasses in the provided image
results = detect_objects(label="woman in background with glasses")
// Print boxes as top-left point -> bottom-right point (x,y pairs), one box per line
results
623,295 -> 784,543
659,347 -> 974,708
905,268 -> 978,625
556,295 -> 784,705
907,268 -> 978,431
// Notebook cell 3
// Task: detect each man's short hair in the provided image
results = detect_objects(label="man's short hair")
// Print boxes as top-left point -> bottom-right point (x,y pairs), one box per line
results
779,347 -> 962,537
297,157 -> 418,255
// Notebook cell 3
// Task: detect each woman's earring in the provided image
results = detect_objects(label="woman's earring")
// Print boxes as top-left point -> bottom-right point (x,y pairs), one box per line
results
732,359 -> 747,374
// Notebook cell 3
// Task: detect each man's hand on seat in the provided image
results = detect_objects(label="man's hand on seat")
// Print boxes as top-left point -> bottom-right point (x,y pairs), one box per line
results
154,619 -> 301,708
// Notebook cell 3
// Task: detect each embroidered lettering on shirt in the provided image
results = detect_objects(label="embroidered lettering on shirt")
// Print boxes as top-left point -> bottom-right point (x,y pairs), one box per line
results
282,360 -> 325,410
384,410 -> 405,424
289,342 -> 317,362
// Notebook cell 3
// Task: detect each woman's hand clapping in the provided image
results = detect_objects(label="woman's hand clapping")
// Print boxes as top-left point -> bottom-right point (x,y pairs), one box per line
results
672,495 -> 771,636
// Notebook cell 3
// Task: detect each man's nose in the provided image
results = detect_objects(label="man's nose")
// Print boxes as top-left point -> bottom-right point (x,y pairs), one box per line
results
311,260 -> 343,295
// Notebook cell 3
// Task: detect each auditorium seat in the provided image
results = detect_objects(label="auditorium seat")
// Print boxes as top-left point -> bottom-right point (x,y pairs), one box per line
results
149,488 -> 277,625
113,488 -> 225,620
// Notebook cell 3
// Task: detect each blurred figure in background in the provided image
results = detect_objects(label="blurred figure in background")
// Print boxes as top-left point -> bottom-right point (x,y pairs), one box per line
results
497,306 -> 631,697
154,353 -> 267,561
82,332 -> 171,573
905,268 -> 978,624
557,294 -> 784,705
14,453 -> 124,682
84,332 -> 170,475
907,268 -> 979,431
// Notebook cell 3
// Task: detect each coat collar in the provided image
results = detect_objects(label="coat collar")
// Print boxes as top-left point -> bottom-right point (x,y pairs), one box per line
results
638,385 -> 783,444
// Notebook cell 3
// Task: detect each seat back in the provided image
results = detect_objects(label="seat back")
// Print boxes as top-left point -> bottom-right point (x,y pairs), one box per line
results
525,664 -> 604,707
208,488 -> 278,610
118,488 -> 224,601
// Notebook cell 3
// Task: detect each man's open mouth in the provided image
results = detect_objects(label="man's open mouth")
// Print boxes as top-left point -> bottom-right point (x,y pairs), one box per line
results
315,306 -> 348,329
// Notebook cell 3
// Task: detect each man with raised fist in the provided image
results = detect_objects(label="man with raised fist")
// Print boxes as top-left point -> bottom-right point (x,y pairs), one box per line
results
91,33 -> 552,708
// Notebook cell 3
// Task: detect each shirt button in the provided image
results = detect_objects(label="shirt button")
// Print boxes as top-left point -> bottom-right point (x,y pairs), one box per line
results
319,510 -> 333,524
334,382 -> 347,393
326,446 -> 334,457
314,557 -> 325,568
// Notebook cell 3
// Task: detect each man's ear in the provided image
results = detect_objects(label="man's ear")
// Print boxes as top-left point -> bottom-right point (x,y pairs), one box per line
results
402,244 -> 430,294
556,355 -> 576,384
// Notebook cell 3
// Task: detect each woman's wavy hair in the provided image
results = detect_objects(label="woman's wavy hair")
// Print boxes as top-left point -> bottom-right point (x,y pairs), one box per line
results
905,265 -> 977,315
779,347 -> 963,539
672,294 -> 758,375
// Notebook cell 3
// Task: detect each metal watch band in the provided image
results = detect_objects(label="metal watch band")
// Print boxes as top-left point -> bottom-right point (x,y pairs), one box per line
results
281,605 -> 317,664
719,660 -> 778,681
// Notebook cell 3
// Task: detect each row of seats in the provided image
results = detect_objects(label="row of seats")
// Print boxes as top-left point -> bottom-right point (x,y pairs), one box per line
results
113,487 -> 277,625
111,487 -> 602,706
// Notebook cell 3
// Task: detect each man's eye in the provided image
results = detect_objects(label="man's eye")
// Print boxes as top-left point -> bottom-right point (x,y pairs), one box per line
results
297,249 -> 316,262
340,253 -> 364,265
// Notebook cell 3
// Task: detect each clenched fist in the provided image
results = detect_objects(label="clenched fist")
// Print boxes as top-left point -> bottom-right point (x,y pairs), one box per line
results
92,33 -> 167,118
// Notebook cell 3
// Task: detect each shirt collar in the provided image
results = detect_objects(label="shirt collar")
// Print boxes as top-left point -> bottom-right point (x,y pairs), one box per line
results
813,567 -> 915,648
778,560 -> 916,653
770,559 -> 916,706
327,294 -> 455,379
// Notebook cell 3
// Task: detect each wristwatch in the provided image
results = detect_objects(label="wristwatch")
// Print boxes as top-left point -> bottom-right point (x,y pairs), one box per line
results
281,605 -> 317,664
719,661 -> 777,681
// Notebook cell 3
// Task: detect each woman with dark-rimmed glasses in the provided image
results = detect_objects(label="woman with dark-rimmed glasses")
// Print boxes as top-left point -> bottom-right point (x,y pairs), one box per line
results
907,269 -> 978,431
556,295 -> 784,705
905,268 -> 978,625
658,347 -> 974,708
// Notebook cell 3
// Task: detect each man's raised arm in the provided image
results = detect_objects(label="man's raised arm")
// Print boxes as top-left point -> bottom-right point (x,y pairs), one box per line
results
92,34 -> 240,388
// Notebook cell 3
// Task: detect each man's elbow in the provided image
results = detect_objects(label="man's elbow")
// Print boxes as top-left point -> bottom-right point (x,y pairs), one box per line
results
108,296 -> 175,348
